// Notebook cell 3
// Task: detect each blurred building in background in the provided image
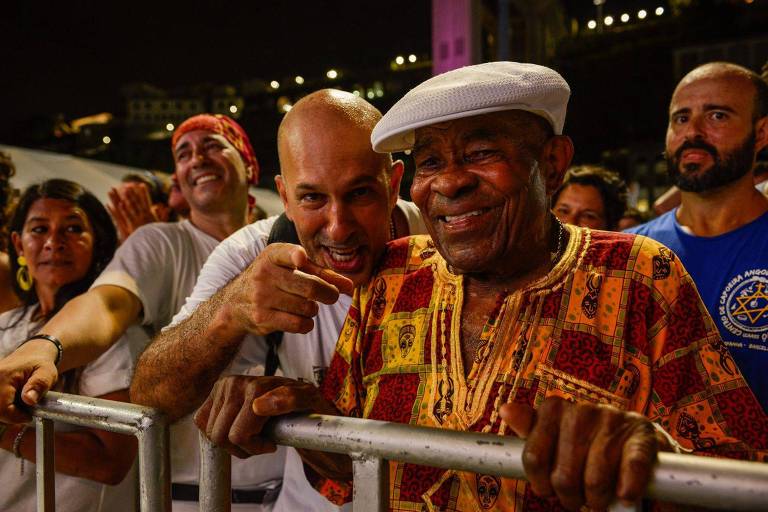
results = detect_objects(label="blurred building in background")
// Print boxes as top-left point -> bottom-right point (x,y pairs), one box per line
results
4,0 -> 766,211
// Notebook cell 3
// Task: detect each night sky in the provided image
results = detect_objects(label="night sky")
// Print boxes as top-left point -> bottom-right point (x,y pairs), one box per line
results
1,1 -> 432,126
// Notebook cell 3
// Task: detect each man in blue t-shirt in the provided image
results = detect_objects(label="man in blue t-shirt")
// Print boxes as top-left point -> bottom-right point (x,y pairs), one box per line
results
629,62 -> 768,411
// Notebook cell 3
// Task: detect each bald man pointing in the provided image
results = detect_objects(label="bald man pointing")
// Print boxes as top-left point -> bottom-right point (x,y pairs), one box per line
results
131,89 -> 426,510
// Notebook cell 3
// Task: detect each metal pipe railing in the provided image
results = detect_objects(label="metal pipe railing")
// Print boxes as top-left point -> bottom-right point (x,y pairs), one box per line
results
29,391 -> 170,512
22,393 -> 768,511
199,413 -> 768,511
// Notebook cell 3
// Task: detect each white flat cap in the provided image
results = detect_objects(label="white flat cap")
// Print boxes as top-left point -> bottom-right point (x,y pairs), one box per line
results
371,61 -> 570,153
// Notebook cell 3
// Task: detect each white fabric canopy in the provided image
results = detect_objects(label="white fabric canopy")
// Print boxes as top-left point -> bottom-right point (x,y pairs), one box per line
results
0,144 -> 284,216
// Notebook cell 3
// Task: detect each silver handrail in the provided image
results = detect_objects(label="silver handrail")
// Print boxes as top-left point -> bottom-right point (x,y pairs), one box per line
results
29,391 -> 170,512
199,413 -> 768,511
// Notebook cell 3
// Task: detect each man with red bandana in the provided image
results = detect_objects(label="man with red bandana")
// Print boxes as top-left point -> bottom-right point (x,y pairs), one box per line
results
0,114 -> 286,510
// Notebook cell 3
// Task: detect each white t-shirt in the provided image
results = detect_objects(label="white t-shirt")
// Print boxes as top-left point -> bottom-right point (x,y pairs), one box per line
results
92,220 -> 285,510
168,200 -> 425,512
0,305 -> 140,512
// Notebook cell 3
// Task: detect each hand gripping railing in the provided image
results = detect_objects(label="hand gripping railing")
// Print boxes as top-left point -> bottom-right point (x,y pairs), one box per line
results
200,414 -> 768,512
28,391 -> 170,512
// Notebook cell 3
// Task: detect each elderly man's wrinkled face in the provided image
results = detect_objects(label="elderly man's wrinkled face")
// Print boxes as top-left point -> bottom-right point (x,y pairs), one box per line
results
410,111 -> 553,275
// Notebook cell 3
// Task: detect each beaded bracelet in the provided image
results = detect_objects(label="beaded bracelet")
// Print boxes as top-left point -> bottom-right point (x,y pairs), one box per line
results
23,334 -> 63,367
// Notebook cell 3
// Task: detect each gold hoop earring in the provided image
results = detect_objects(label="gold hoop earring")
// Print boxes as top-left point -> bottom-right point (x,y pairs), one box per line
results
16,256 -> 33,291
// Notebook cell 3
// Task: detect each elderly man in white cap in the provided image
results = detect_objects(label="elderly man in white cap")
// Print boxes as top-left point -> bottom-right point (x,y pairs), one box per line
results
201,63 -> 767,512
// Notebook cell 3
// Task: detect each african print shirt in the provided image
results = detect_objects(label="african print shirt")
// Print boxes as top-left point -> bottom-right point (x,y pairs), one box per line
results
319,227 -> 768,511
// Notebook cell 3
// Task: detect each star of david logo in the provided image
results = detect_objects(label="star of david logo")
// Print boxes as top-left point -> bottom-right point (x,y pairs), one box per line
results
731,283 -> 768,325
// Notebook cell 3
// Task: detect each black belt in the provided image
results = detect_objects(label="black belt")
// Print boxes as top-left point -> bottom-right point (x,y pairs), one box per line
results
171,482 -> 281,504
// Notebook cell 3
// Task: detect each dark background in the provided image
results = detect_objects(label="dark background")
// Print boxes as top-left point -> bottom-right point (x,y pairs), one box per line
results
2,1 -> 766,203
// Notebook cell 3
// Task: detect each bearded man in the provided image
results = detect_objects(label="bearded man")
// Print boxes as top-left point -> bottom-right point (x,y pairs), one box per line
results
629,62 -> 768,412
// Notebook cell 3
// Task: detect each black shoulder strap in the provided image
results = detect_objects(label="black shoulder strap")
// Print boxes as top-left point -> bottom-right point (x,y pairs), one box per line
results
267,212 -> 300,245
264,214 -> 299,376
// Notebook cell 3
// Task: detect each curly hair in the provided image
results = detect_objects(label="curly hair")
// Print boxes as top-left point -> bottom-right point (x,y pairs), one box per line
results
552,165 -> 628,230
0,151 -> 16,252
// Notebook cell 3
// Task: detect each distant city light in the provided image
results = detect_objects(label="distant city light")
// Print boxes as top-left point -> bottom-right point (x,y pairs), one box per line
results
102,136 -> 111,144
638,9 -> 647,19
295,76 -> 304,85
270,80 -> 280,89
621,13 -> 630,22
366,90 -> 375,99
395,55 -> 405,65
352,90 -> 361,97
408,54 -> 417,63
745,0 -> 754,4
326,69 -> 338,79
655,6 -> 664,15
282,104 -> 292,113
229,105 -> 238,114
587,20 -> 597,29
166,123 -> 174,131
604,16 -> 614,26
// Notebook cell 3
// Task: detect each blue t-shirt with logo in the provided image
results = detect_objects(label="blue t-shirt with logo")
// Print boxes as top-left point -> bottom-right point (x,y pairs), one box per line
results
628,209 -> 768,411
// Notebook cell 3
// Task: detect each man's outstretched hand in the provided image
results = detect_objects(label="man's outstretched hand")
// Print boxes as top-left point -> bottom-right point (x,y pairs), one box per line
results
501,397 -> 658,512
218,243 -> 354,338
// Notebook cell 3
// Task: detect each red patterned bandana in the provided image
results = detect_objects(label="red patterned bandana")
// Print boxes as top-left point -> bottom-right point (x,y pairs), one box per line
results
171,114 -> 260,184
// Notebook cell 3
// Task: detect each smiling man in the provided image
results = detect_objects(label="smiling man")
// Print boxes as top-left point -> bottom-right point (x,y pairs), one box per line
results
229,62 -> 767,512
628,62 -> 768,412
132,90 -> 425,511
0,114 -> 287,510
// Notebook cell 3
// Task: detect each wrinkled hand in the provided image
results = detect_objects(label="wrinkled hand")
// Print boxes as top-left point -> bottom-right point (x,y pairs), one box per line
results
221,243 -> 354,337
107,182 -> 158,241
194,375 -> 337,458
0,339 -> 60,423
500,397 -> 657,512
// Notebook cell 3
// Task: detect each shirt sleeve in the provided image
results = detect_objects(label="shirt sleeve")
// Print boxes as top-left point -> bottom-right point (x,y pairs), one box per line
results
90,223 -> 175,330
642,239 -> 768,461
78,333 -> 136,397
165,219 -> 272,329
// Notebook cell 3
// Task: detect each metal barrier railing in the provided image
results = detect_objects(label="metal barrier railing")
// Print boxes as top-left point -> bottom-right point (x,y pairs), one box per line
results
200,414 -> 768,512
24,393 -> 768,511
29,391 -> 170,512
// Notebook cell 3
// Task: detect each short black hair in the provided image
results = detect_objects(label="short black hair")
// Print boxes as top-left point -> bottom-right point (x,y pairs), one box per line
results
121,172 -> 168,205
552,165 -> 628,230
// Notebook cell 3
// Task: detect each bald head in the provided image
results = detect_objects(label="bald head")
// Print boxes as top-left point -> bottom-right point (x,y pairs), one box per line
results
273,89 -> 405,288
277,89 -> 391,178
676,62 -> 768,121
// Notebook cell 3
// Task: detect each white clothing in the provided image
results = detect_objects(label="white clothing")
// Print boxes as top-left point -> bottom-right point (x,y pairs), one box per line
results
0,305 -> 139,512
169,200 -> 425,512
93,220 -> 285,510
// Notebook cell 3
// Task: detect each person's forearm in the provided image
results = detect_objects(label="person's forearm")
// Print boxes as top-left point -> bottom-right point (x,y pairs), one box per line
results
0,389 -> 138,485
36,286 -> 140,372
0,424 -> 137,485
130,284 -> 248,421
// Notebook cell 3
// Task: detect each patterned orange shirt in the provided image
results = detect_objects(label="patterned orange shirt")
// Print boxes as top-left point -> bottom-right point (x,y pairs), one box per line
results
320,227 -> 768,511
